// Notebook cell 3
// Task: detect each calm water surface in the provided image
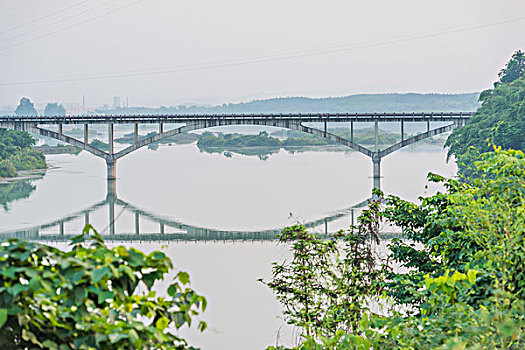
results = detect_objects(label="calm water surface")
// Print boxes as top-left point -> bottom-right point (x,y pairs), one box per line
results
0,138 -> 457,349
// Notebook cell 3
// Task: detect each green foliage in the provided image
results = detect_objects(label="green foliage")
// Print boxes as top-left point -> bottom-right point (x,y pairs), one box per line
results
8,147 -> 47,171
0,129 -> 46,177
197,128 -> 401,160
197,131 -> 281,149
0,225 -> 207,349
268,148 -> 525,349
14,97 -> 37,116
446,50 -> 525,178
263,200 -> 386,342
44,103 -> 66,116
498,50 -> 525,84
0,160 -> 16,178
90,139 -> 109,151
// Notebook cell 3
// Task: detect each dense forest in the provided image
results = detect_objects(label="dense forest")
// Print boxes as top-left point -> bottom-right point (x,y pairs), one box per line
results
0,129 -> 46,178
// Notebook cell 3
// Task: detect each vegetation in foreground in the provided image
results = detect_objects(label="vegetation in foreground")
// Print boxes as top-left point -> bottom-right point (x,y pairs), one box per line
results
262,50 -> 525,350
0,225 -> 207,349
0,129 -> 47,178
265,147 -> 524,349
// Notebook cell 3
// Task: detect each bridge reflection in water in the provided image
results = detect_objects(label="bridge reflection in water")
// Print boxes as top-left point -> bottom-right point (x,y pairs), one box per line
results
0,180 -> 368,242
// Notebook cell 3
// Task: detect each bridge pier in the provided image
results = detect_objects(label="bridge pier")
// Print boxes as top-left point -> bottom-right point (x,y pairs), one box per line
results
372,153 -> 381,191
84,124 -> 89,144
107,178 -> 117,198
106,159 -> 117,180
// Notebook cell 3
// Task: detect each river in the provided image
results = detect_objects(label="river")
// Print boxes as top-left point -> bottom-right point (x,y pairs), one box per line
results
0,133 -> 457,349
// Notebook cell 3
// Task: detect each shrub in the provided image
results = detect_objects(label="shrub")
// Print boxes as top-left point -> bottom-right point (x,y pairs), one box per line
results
0,225 -> 207,349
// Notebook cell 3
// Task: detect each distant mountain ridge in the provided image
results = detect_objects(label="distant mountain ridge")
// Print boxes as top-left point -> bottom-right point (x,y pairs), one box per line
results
101,93 -> 480,115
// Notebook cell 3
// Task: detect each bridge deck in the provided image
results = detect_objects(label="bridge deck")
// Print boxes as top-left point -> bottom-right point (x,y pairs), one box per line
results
0,112 -> 473,125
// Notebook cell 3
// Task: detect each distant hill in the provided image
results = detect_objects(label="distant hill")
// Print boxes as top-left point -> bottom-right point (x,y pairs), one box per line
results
101,93 -> 480,115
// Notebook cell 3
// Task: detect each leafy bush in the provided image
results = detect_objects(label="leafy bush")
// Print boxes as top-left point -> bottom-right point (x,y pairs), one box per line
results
0,160 -> 17,178
263,197 -> 386,343
0,129 -> 46,177
90,139 -> 109,152
267,148 -> 525,349
0,225 -> 207,349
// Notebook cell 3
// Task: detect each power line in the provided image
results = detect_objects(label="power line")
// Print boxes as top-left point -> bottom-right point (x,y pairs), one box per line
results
0,0 -> 99,37
0,0 -> 119,45
1,12 -> 524,86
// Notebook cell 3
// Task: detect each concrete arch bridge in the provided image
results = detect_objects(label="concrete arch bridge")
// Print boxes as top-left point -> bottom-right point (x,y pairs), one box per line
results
0,112 -> 472,188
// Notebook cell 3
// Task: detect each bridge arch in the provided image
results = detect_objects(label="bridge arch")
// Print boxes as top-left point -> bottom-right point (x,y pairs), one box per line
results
0,113 -> 472,187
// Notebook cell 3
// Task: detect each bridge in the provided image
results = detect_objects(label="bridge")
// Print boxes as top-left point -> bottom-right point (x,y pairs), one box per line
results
0,186 -> 372,242
0,112 -> 472,189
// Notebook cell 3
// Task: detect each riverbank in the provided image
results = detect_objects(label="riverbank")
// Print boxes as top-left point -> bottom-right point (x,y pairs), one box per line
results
0,168 -> 46,184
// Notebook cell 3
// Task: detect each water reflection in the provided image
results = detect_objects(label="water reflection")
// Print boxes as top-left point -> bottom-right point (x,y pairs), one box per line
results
0,180 -> 371,242
198,146 -> 281,161
0,180 -> 37,211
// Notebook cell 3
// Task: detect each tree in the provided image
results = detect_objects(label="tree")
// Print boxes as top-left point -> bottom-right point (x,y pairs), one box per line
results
498,50 -> 525,84
44,102 -> 66,116
264,200 -> 386,344
14,97 -> 37,116
0,225 -> 207,349
445,50 -> 525,178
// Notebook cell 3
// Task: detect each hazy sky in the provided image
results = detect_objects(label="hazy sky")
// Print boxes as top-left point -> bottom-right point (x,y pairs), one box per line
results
1,0 -> 524,107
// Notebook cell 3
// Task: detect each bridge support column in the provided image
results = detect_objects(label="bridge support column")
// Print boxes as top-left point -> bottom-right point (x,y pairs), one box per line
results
109,198 -> 115,235
135,212 -> 140,235
134,123 -> 139,144
108,124 -> 114,155
106,159 -> 117,180
107,177 -> 117,198
401,120 -> 404,142
350,121 -> 354,142
372,153 -> 381,191
84,124 -> 89,144
374,120 -> 379,152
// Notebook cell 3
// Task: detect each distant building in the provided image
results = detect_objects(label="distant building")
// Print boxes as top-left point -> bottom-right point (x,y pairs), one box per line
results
112,96 -> 121,109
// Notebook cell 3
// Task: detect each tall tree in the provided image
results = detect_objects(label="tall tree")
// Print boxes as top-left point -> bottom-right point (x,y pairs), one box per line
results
44,102 -> 66,116
498,50 -> 525,84
445,50 -> 525,178
14,97 -> 37,116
